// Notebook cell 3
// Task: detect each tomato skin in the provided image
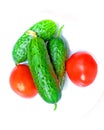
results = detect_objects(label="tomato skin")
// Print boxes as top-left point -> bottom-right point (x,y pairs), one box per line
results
9,64 -> 38,98
66,51 -> 98,87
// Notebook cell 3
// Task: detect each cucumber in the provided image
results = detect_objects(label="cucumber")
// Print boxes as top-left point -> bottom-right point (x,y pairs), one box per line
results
27,37 -> 61,104
12,33 -> 36,65
12,19 -> 57,64
47,26 -> 68,89
30,19 -> 57,41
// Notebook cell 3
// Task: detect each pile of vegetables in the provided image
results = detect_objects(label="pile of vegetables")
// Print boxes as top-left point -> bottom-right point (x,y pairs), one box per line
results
9,19 -> 98,109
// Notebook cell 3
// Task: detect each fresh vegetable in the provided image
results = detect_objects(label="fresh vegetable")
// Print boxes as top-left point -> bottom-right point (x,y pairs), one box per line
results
9,64 -> 38,98
12,19 -> 57,64
29,19 -> 57,41
27,37 -> 61,104
10,17 -> 98,110
48,26 -> 68,89
12,32 -> 37,65
66,51 -> 98,87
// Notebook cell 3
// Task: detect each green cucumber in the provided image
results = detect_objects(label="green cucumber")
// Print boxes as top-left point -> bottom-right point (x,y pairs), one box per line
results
27,37 -> 61,104
12,19 -> 57,64
47,26 -> 68,89
30,19 -> 57,41
12,32 -> 37,65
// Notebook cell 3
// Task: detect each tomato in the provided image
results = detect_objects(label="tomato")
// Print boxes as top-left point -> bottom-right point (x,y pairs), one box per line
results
66,51 -> 98,87
9,64 -> 38,98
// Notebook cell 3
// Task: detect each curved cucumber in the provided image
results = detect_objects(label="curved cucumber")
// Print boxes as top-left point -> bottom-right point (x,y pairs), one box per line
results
27,37 -> 61,104
12,19 -> 57,64
12,33 -> 34,64
48,26 -> 68,88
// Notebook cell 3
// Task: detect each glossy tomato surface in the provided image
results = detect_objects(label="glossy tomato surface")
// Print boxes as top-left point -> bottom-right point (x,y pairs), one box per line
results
66,51 -> 98,87
9,64 -> 38,98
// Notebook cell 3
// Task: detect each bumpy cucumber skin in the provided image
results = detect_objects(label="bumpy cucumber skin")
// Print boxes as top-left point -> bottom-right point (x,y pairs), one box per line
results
12,19 -> 57,64
27,37 -> 61,104
48,37 -> 67,88
30,19 -> 57,41
12,33 -> 33,64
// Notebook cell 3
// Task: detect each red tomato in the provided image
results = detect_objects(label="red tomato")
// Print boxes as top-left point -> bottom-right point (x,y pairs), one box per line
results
66,51 -> 98,87
9,64 -> 38,98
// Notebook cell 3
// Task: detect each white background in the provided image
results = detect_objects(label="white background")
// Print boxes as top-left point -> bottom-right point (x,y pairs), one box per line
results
0,0 -> 104,129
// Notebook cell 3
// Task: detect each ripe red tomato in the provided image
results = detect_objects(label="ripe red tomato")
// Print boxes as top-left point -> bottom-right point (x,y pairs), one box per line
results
66,51 -> 98,87
9,64 -> 38,98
